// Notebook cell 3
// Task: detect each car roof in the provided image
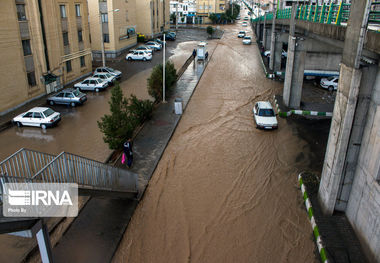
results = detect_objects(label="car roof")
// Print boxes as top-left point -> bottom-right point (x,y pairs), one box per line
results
29,107 -> 51,112
84,77 -> 101,81
93,72 -> 110,75
256,101 -> 273,109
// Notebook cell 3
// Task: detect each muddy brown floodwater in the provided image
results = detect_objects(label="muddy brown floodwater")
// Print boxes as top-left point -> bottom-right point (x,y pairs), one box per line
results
113,23 -> 319,263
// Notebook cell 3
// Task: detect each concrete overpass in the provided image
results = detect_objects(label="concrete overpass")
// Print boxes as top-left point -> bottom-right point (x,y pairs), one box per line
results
251,1 -> 380,262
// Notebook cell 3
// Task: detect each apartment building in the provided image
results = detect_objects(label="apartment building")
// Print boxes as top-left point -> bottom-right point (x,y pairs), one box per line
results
170,0 -> 197,24
136,0 -> 170,38
196,0 -> 226,24
0,0 -> 92,115
88,0 -> 137,59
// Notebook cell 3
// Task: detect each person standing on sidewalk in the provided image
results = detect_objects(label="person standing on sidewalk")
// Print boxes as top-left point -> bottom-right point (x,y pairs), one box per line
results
123,138 -> 133,168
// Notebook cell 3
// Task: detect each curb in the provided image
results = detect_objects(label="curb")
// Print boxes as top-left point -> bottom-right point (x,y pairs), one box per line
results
298,173 -> 329,263
274,96 -> 333,118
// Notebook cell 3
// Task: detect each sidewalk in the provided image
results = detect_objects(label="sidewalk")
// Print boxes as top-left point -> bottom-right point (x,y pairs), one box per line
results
300,172 -> 368,263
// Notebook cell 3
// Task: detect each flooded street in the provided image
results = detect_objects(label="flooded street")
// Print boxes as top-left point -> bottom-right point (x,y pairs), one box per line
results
113,23 -> 318,263
0,30 -> 207,163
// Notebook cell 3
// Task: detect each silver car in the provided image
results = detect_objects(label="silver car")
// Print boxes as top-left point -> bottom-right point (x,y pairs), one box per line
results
93,73 -> 116,85
47,88 -> 87,107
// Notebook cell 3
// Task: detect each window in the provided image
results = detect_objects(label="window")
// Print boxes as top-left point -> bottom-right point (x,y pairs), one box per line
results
63,32 -> 69,46
33,112 -> 42,119
103,33 -> 109,43
65,93 -> 74,98
22,40 -> 32,56
75,4 -> 81,17
101,13 -> 108,23
56,93 -> 64,97
59,5 -> 66,18
66,61 -> 72,72
80,56 -> 85,67
78,30 -> 83,42
16,4 -> 27,21
27,71 -> 36,86
24,112 -> 33,118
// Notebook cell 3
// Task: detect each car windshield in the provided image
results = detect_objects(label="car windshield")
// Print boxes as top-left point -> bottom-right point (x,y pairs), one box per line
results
244,37 -> 251,39
96,78 -> 103,83
259,109 -> 275,117
105,67 -> 115,73
43,108 -> 55,117
73,90 -> 81,96
239,31 -> 244,34
327,76 -> 336,81
105,73 -> 112,78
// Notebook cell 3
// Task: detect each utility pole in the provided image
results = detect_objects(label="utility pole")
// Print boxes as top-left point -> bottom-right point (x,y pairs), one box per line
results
163,34 -> 166,103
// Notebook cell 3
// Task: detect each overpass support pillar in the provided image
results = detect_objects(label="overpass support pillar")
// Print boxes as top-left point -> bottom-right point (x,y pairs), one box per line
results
274,38 -> 282,72
318,0 -> 372,215
283,4 -> 304,109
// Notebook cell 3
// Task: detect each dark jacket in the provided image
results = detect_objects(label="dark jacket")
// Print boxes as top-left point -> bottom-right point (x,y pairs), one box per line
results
123,141 -> 133,158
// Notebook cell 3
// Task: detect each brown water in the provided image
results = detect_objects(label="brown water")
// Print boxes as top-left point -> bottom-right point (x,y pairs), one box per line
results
113,24 -> 318,263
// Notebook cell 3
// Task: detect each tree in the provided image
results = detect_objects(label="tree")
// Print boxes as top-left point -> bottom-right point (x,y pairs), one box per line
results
98,84 -> 137,150
209,13 -> 218,24
207,26 -> 214,37
147,61 -> 178,102
170,13 -> 176,24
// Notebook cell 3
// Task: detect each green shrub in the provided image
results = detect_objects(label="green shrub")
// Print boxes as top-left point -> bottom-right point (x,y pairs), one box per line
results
97,84 -> 137,150
207,26 -> 214,36
127,95 -> 154,124
147,61 -> 178,102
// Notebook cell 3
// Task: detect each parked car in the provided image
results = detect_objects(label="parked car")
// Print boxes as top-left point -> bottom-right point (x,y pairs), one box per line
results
253,101 -> 278,129
145,41 -> 162,51
13,107 -> 61,129
243,36 -> 252,45
130,45 -> 153,54
47,88 -> 87,107
238,30 -> 246,38
92,72 -> 116,85
320,76 -> 339,91
154,38 -> 166,45
162,32 -> 176,41
244,16 -> 249,20
263,50 -> 287,58
94,67 -> 122,79
126,51 -> 152,61
74,77 -> 108,92
242,21 -> 248,27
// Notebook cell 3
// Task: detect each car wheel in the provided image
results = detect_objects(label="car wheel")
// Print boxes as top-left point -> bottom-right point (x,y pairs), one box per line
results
41,124 -> 47,129
70,102 -> 76,107
328,86 -> 334,92
49,100 -> 54,106
128,57 -> 132,61
16,121 -> 22,127
95,88 -> 99,92
143,57 -> 147,61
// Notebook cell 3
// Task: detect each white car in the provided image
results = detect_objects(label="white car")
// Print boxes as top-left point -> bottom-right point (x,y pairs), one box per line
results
320,76 -> 339,91
145,41 -> 162,51
74,77 -> 108,92
253,101 -> 278,129
126,51 -> 152,61
264,50 -> 287,58
242,22 -> 248,27
238,31 -> 246,38
130,45 -> 153,54
13,107 -> 61,129
243,36 -> 252,45
93,73 -> 116,85
94,67 -> 122,79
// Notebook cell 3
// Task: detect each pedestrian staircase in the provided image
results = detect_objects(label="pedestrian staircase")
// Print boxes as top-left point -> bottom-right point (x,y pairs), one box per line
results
0,148 -> 138,199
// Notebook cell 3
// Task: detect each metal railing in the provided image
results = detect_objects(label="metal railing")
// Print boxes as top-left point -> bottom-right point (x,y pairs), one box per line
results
251,2 -> 380,26
0,149 -> 137,197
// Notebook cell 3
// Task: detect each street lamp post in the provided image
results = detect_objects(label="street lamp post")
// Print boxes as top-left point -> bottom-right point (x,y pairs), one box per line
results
99,8 -> 119,67
163,34 -> 166,103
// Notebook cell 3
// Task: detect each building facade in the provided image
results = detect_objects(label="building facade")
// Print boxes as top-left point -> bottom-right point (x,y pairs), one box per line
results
88,0 -> 137,59
136,0 -> 170,38
196,0 -> 226,24
0,0 -> 92,115
170,0 -> 197,24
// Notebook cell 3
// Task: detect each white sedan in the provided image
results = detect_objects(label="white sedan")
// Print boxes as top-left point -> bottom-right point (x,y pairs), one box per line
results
238,31 -> 246,38
242,22 -> 248,27
13,107 -> 61,129
130,46 -> 153,54
243,36 -> 252,45
253,101 -> 278,129
93,73 -> 116,85
126,51 -> 152,61
320,76 -> 339,91
74,77 -> 108,92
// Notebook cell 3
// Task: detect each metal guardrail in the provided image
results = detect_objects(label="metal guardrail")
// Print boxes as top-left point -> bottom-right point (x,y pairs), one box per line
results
0,149 -> 137,197
251,2 -> 380,27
